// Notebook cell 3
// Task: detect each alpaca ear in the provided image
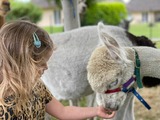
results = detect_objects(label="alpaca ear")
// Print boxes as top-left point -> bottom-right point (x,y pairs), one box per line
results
97,22 -> 122,60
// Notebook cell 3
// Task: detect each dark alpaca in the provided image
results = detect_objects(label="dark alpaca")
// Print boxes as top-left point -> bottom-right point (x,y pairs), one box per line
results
142,77 -> 160,88
126,31 -> 156,47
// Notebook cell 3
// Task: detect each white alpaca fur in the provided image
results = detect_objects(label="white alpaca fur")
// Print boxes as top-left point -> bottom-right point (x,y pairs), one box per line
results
78,0 -> 86,14
42,24 -> 133,100
42,23 -> 156,120
87,23 -> 160,120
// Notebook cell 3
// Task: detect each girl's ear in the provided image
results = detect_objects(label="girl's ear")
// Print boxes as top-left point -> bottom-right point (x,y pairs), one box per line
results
97,22 -> 122,60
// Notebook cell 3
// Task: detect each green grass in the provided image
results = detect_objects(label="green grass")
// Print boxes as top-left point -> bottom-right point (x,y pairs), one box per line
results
43,22 -> 160,40
155,41 -> 160,48
43,26 -> 64,34
129,22 -> 160,39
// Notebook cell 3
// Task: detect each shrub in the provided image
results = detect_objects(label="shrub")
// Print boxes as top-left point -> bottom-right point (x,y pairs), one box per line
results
81,2 -> 127,26
6,1 -> 42,23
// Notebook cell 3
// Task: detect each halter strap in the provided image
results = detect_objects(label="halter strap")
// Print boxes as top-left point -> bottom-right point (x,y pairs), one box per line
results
123,75 -> 135,89
134,49 -> 143,88
104,49 -> 151,110
105,76 -> 136,94
105,88 -> 121,94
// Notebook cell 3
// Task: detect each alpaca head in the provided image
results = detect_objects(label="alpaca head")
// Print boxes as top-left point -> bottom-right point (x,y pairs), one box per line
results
87,22 -> 135,110
0,0 -> 10,16
78,0 -> 86,14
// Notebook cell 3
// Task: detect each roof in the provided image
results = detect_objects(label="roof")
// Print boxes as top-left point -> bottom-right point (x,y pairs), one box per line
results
127,0 -> 160,12
31,0 -> 56,9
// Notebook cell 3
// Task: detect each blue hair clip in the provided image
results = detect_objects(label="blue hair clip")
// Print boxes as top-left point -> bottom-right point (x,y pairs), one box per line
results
33,33 -> 41,48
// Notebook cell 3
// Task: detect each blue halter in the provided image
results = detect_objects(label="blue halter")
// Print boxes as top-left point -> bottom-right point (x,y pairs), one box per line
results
105,49 -> 151,110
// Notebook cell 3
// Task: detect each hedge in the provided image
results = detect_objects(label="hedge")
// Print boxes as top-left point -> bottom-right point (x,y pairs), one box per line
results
81,2 -> 127,26
6,1 -> 42,23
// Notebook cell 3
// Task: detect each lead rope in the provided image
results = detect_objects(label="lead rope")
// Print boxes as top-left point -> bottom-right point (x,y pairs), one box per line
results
105,49 -> 151,110
122,49 -> 151,110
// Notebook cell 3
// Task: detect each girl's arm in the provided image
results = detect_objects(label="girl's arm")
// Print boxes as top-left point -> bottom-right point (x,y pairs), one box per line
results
46,97 -> 115,120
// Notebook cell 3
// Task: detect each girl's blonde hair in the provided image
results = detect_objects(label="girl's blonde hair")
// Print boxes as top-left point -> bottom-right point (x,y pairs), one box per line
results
0,20 -> 54,113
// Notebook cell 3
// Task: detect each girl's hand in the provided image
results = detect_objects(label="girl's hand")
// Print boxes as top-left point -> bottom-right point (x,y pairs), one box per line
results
97,106 -> 116,119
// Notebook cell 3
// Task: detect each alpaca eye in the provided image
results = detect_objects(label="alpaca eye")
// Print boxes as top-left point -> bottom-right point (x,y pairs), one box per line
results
109,79 -> 118,88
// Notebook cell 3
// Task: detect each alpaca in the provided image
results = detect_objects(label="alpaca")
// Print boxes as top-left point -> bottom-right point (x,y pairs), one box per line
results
42,24 -> 155,102
87,22 -> 160,120
78,0 -> 86,14
0,0 -> 10,28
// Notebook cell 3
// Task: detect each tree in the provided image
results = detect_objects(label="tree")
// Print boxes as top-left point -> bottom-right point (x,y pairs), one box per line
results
61,0 -> 80,31
49,0 -> 97,31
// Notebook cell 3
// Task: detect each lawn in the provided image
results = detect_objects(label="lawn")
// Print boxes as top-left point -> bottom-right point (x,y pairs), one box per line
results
129,22 -> 160,40
43,26 -> 64,34
125,32 -> 160,119
43,22 -> 160,40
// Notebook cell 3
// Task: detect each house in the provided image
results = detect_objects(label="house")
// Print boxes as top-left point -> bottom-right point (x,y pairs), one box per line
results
127,0 -> 160,24
31,0 -> 63,27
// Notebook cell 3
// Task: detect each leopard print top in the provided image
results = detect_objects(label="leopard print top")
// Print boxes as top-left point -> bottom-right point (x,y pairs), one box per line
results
0,80 -> 53,120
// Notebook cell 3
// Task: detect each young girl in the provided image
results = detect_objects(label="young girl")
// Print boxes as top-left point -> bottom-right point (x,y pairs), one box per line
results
0,20 -> 115,120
